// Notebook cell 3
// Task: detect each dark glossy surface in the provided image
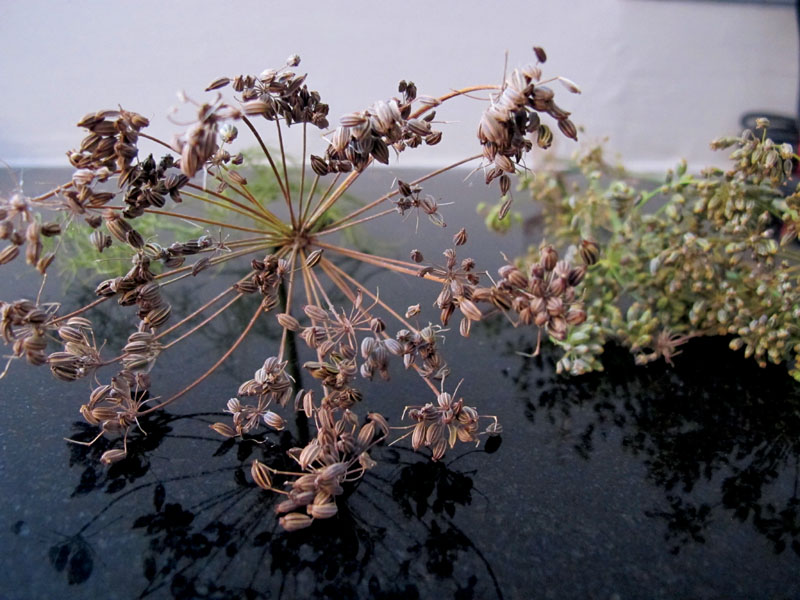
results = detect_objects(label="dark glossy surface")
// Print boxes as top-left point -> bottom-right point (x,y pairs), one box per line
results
1,169 -> 799,599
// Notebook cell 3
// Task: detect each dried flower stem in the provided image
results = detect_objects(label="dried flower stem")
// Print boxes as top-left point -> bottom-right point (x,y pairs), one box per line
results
241,116 -> 289,203
139,304 -> 263,415
323,154 -> 481,232
162,293 -> 244,350
276,246 -> 299,363
317,241 -> 445,280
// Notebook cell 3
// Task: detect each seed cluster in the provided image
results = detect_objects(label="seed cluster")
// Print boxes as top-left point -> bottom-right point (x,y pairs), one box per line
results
0,299 -> 58,367
249,406 -> 388,531
81,371 -> 151,464
472,242 -> 592,355
405,388 -> 501,461
418,243 -> 482,337
49,317 -> 104,381
0,192 -> 60,272
393,180 -> 446,227
479,47 -> 579,191
94,251 -> 172,331
312,80 -> 442,174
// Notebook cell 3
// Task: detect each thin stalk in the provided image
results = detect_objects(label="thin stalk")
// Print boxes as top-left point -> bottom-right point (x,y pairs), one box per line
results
214,165 -> 287,230
302,172 -> 340,227
315,241 -> 446,281
50,297 -> 109,326
319,257 -> 419,333
180,189 -> 275,226
241,116 -> 290,203
320,259 -> 439,395
300,172 -> 320,226
184,181 -> 277,225
303,252 -> 336,311
276,244 -> 299,363
314,207 -> 397,237
154,281 -> 246,341
274,119 -> 296,228
156,243 -> 273,287
299,122 -> 307,226
305,170 -> 359,231
408,84 -> 500,120
322,154 -> 480,231
162,293 -> 244,350
31,181 -> 73,203
106,206 -> 275,235
139,131 -> 176,153
138,303 -> 263,415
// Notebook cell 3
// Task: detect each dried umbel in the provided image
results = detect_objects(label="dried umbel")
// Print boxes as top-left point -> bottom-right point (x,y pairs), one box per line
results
0,48 -> 579,531
396,383 -> 501,462
471,242 -> 590,356
478,46 -> 581,216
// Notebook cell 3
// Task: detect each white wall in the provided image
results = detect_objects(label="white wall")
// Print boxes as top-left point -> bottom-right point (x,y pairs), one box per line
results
0,0 -> 796,174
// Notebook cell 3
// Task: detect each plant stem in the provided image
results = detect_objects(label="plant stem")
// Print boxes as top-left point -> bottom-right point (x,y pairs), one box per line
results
241,116 -> 290,204
138,303 -> 263,415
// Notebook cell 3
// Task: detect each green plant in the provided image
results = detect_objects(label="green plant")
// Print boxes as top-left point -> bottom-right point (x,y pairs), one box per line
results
511,119 -> 800,379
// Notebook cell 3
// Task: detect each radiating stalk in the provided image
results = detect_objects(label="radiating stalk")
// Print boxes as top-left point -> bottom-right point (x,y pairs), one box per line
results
241,116 -> 290,204
138,304 -> 264,415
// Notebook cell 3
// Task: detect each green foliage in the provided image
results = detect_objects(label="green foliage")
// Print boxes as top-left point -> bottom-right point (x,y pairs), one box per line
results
515,124 -> 800,380
477,198 -> 522,234
54,212 -> 196,285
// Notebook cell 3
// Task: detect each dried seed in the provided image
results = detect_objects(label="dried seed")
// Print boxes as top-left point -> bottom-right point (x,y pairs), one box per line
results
251,460 -> 273,489
537,124 -> 553,149
307,502 -> 338,519
228,170 -> 247,185
262,410 -> 285,430
305,249 -> 323,268
453,227 -> 467,246
498,196 -> 513,220
304,304 -> 329,322
458,298 -> 482,322
310,154 -> 329,176
277,312 -> 301,331
367,412 -> 389,436
100,449 -> 127,465
298,443 -> 321,470
558,118 -> 578,141
144,304 -> 171,328
0,245 -> 19,265
205,76 -> 230,91
279,513 -> 313,531
210,422 -> 237,438
405,304 -> 421,318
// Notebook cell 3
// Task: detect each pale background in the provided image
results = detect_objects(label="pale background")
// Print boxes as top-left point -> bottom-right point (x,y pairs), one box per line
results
0,0 -> 796,174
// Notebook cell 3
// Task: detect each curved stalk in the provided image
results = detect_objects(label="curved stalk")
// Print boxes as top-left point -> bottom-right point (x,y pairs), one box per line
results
138,303 -> 263,415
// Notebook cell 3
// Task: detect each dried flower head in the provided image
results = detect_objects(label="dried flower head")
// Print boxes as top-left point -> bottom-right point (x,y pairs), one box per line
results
0,48 -> 578,531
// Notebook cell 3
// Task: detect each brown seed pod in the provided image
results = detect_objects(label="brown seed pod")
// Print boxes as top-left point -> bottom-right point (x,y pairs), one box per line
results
251,460 -> 273,489
279,513 -> 313,531
100,449 -> 127,465
579,239 -> 600,266
307,502 -> 338,520
536,124 -> 553,149
0,244 -> 19,265
558,118 -> 578,141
